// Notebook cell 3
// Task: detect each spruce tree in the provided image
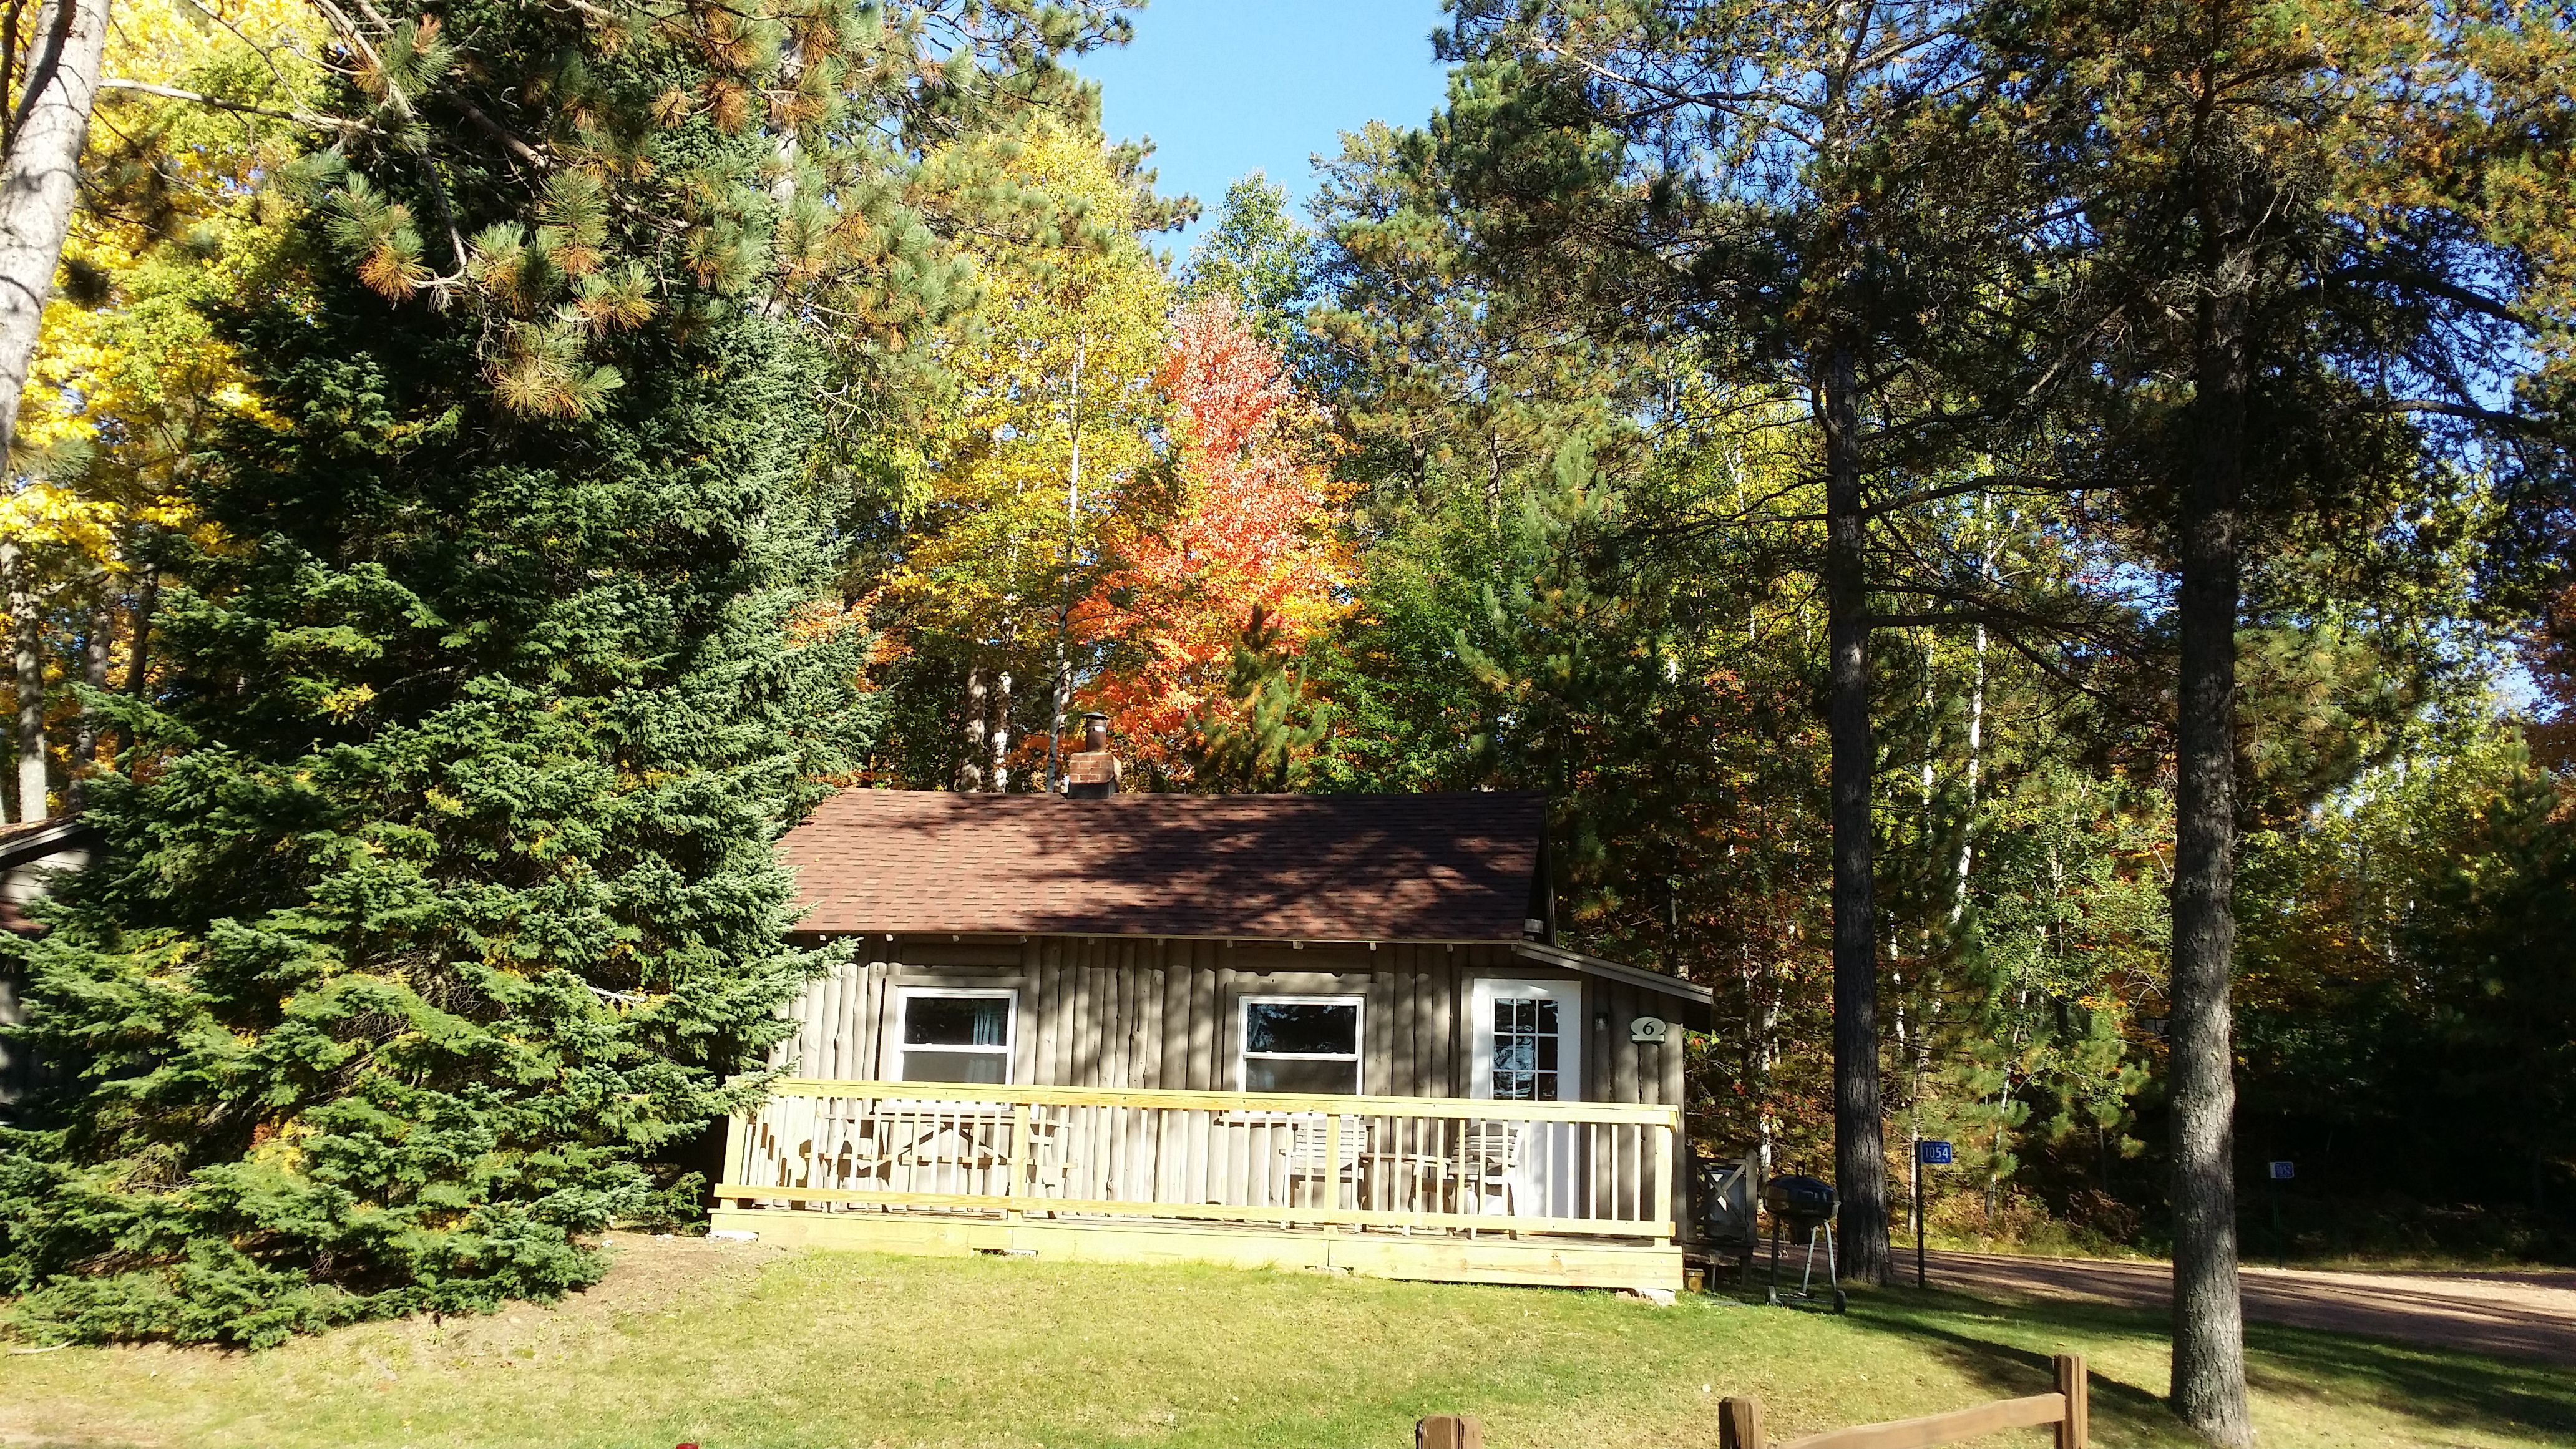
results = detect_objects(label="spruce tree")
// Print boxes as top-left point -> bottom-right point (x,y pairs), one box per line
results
0,0 -> 1130,1345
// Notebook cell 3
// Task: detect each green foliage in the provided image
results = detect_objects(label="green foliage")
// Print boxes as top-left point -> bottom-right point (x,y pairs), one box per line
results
1180,608 -> 1330,793
2237,727 -> 2576,1242
1181,172 -> 1317,351
0,0 -> 1133,1348
0,274 -> 869,1343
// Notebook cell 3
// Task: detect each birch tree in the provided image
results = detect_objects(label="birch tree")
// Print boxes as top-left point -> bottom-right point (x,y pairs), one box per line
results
0,0 -> 107,457
878,115 -> 1168,789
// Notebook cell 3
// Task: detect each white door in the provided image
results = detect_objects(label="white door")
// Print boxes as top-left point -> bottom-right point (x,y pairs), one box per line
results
1469,978 -> 1583,1218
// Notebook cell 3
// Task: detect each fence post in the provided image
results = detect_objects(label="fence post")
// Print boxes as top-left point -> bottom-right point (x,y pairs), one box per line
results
1718,1395 -> 1765,1449
2054,1352 -> 2089,1449
1415,1413 -> 1483,1449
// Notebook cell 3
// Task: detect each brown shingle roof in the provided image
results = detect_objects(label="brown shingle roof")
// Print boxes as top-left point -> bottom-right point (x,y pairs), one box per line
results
780,789 -> 1546,942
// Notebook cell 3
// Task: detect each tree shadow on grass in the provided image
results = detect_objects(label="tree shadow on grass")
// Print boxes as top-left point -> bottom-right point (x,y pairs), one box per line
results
1831,1290 -> 2195,1447
2236,1318 -> 2576,1441
1833,1285 -> 2576,1447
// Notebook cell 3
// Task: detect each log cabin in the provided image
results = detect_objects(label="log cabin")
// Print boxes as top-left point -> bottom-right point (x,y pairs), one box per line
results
711,741 -> 1716,1295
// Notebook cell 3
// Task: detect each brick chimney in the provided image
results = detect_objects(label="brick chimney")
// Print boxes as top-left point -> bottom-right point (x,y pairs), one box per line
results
1065,712 -> 1121,798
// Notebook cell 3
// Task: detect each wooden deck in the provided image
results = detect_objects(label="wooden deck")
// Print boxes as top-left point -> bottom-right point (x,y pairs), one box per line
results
713,1080 -> 1686,1294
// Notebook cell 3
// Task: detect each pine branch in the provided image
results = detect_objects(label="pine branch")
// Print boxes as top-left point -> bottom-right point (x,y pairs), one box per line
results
97,77 -> 374,134
448,92 -> 549,170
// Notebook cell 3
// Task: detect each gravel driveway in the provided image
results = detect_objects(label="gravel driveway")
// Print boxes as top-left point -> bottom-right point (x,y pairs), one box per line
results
1920,1249 -> 2576,1365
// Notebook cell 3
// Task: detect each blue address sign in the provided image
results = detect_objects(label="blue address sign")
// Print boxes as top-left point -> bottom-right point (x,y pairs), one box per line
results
1916,1140 -> 1954,1166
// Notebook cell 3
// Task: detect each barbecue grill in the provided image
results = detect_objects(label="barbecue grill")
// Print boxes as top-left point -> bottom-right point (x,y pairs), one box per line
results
1762,1173 -> 1846,1312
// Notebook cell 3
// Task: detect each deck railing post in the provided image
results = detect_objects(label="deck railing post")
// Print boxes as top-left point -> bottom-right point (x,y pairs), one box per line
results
1008,1101 -> 1032,1221
1325,1112 -> 1345,1212
1718,1395 -> 1765,1449
721,1104 -> 747,1204
2054,1353 -> 2088,1449
1415,1413 -> 1483,1449
1651,1111 -> 1676,1241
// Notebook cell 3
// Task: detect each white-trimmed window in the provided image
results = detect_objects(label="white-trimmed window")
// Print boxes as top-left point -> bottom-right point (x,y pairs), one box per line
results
1470,979 -> 1582,1102
894,988 -> 1015,1084
1239,995 -> 1364,1095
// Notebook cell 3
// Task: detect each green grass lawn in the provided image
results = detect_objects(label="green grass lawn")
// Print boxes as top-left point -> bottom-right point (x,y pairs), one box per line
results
4,1236 -> 2567,1448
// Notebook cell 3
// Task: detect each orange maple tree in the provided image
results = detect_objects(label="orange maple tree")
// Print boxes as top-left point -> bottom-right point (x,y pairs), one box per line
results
1081,296 -> 1348,781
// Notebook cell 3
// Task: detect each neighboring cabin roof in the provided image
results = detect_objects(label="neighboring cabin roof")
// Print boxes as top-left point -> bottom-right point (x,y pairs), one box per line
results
0,816 -> 94,871
1,816 -> 97,939
781,788 -> 1549,944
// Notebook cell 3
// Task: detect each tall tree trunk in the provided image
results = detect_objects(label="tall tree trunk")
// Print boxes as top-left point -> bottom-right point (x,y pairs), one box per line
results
1821,341 -> 1890,1285
959,666 -> 988,791
4,543 -> 44,822
0,0 -> 109,454
1954,507 -> 1993,927
66,595 -> 103,807
1046,341 -> 1086,795
2169,275 -> 2254,1447
988,668 -> 1010,790
108,547 -> 155,760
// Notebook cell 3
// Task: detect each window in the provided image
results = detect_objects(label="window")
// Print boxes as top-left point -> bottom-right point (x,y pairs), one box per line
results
1239,996 -> 1363,1095
895,988 -> 1015,1084
1491,997 -> 1561,1100
1470,979 -> 1581,1102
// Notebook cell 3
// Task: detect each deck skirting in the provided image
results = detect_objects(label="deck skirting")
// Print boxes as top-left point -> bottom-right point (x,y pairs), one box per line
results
708,1206 -> 1684,1294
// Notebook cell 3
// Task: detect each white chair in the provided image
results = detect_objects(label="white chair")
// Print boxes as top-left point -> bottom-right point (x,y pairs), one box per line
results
1463,1121 -> 1523,1223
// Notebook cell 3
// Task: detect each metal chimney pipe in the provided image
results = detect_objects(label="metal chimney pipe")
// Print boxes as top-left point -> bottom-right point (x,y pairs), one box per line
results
1081,712 -> 1110,753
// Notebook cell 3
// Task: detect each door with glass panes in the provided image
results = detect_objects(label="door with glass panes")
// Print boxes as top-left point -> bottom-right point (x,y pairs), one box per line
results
1468,978 -> 1583,1217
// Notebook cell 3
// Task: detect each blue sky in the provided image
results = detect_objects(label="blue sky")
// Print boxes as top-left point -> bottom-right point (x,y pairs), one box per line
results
1078,0 -> 1455,245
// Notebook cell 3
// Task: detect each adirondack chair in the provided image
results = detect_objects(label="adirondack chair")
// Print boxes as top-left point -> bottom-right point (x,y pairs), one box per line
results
1699,1149 -> 1762,1286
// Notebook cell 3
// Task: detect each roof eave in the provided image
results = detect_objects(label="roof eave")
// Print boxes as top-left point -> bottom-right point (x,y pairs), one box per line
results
1511,940 -> 1715,1028
791,927 -> 1531,947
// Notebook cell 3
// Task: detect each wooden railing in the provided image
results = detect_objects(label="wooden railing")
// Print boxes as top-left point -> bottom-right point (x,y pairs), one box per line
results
716,1080 -> 1681,1239
1417,1354 -> 2089,1449
1719,1354 -> 2090,1449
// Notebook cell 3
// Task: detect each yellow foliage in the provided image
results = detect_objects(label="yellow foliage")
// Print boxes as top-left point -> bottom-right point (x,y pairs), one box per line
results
884,116 -> 1173,649
12,0 -> 315,595
5,0 -> 313,685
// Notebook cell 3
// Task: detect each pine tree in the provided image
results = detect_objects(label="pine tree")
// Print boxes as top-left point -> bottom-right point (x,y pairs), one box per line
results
1982,0 -> 2575,1432
0,0 -> 1131,1345
1182,607 -> 1331,794
1428,0 -> 2073,1284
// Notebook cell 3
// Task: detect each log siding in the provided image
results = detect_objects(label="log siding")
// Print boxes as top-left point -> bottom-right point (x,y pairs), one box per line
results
780,932 -> 1696,1234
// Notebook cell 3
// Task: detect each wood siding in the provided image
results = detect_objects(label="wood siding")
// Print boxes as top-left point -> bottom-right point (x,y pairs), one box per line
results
781,935 -> 1686,1110
0,841 -> 87,1118
777,932 -> 1697,1233
0,959 -> 32,1117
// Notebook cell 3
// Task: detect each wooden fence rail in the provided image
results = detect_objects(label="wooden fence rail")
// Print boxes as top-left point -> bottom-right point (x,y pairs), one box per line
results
1414,1352 -> 2087,1449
